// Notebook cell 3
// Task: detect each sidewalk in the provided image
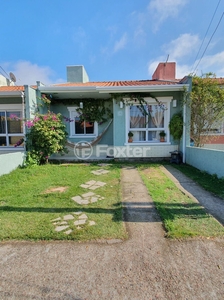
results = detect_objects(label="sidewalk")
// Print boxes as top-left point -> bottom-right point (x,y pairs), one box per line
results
163,165 -> 224,225
0,166 -> 223,300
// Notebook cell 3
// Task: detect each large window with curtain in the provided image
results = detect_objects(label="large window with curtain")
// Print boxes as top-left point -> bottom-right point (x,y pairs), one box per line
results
127,99 -> 170,143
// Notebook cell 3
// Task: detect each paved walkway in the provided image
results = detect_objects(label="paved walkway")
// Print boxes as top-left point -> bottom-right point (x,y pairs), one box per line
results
163,165 -> 224,225
0,166 -> 224,299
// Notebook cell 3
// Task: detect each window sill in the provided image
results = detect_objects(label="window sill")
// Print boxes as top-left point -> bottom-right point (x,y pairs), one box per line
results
124,142 -> 171,146
69,135 -> 96,139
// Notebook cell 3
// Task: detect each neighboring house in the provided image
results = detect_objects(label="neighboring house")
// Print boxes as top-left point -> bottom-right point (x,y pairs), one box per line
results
32,62 -> 190,160
0,85 -> 25,149
0,84 -> 26,175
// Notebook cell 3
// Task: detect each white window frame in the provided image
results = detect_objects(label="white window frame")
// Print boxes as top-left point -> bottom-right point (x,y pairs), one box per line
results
0,104 -> 24,148
125,97 -> 171,144
67,107 -> 98,138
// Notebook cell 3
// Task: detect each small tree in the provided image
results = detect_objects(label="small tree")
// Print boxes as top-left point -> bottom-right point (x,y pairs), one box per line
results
190,73 -> 224,147
25,111 -> 68,165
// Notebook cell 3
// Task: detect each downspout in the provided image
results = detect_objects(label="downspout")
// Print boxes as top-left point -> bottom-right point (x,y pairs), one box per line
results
21,90 -> 26,147
182,77 -> 192,164
183,102 -> 186,163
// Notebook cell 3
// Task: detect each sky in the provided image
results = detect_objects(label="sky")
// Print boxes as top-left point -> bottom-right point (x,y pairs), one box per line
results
0,0 -> 224,85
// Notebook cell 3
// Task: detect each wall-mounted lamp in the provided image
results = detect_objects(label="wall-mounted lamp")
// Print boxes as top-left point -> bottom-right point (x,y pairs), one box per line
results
172,99 -> 177,108
120,101 -> 123,109
80,102 -> 83,109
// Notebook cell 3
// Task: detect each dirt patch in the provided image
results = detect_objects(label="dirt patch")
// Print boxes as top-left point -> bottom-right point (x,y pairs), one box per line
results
43,186 -> 68,194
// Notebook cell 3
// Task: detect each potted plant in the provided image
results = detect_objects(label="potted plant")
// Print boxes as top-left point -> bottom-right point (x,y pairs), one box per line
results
159,131 -> 166,142
128,131 -> 134,143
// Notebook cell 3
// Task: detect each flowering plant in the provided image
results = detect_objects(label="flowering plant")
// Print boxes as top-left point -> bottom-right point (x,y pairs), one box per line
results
25,111 -> 68,165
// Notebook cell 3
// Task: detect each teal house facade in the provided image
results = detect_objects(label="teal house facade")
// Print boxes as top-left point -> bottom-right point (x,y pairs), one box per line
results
0,62 -> 191,166
35,62 -> 190,161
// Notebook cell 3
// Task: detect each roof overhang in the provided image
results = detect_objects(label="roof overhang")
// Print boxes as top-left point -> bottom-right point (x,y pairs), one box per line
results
38,84 -> 189,100
0,91 -> 24,97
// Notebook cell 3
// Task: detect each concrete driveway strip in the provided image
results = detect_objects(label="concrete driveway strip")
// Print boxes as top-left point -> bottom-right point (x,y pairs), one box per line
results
0,166 -> 224,299
163,165 -> 224,225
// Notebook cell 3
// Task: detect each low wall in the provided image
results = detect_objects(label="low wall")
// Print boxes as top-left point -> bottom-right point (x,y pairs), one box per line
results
0,151 -> 25,176
186,146 -> 224,178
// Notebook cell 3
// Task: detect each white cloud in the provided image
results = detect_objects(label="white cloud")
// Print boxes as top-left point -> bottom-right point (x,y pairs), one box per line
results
193,51 -> 224,76
2,61 -> 59,85
148,0 -> 188,30
163,33 -> 200,60
113,33 -> 128,53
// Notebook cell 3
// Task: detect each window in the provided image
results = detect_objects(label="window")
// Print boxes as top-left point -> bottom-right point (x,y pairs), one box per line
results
0,110 -> 24,147
126,98 -> 171,143
67,107 -> 98,137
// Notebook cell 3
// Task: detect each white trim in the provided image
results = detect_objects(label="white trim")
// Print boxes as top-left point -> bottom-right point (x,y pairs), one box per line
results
67,106 -> 98,137
98,85 -> 189,93
125,97 -> 171,144
38,84 -> 189,94
0,104 -> 22,110
124,142 -> 171,146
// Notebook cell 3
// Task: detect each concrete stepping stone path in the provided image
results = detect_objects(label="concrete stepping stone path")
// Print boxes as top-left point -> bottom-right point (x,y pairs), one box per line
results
80,180 -> 106,190
91,169 -> 109,175
71,192 -> 104,205
51,212 -> 96,235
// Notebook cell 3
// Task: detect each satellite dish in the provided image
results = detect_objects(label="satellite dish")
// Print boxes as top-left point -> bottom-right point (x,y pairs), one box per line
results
9,72 -> 17,83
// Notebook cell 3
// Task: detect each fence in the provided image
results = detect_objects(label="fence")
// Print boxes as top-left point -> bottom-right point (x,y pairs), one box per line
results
186,146 -> 224,178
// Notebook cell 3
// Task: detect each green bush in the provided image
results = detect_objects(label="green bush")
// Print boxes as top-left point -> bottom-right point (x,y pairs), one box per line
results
25,112 -> 68,165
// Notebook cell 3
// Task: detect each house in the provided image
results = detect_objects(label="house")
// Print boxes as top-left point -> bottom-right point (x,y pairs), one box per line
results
0,62 -> 191,165
32,62 -> 190,160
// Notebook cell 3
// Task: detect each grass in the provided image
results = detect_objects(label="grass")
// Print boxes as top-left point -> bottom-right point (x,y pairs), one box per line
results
0,163 -> 127,241
1,161 -> 223,241
139,164 -> 224,239
171,163 -> 224,200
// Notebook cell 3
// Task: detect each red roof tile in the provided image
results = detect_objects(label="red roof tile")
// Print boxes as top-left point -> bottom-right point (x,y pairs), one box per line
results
53,79 -> 181,87
0,86 -> 24,92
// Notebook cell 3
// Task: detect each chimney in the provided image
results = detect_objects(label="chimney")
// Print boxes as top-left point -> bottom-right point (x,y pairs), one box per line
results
66,65 -> 89,83
152,62 -> 176,80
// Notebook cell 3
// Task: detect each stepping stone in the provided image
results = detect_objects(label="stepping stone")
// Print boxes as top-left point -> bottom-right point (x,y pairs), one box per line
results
55,225 -> 69,232
90,197 -> 98,203
95,181 -> 106,186
78,214 -> 88,220
73,211 -> 83,215
89,221 -> 96,226
71,195 -> 82,201
80,184 -> 89,188
91,169 -> 109,175
59,221 -> 68,225
80,200 -> 89,205
64,214 -> 74,220
88,185 -> 99,190
82,192 -> 95,198
65,229 -> 72,235
98,163 -> 112,167
86,180 -> 97,185
51,217 -> 61,222
74,219 -> 86,226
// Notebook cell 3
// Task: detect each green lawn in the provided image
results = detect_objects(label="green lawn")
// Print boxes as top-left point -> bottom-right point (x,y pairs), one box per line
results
1,162 -> 223,241
0,163 -> 127,241
139,164 -> 224,238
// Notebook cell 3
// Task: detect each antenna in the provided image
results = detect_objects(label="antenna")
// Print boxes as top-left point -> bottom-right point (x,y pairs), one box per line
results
9,72 -> 17,83
164,54 -> 169,66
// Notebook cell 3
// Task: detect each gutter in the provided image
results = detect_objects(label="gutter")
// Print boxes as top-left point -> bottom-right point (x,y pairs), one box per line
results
37,84 -> 189,94
98,84 -> 189,93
